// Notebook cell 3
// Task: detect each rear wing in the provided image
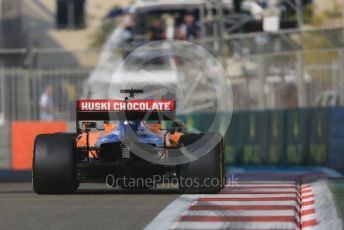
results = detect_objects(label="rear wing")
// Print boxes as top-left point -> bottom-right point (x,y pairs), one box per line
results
76,99 -> 176,121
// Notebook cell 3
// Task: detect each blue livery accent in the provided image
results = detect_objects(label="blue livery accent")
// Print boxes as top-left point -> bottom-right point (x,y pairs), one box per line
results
96,121 -> 164,148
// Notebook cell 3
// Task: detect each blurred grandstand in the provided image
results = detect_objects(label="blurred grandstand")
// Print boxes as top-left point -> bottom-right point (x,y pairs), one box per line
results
0,0 -> 344,170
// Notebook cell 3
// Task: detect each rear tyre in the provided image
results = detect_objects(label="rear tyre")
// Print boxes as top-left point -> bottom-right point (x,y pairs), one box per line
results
178,133 -> 226,194
33,133 -> 78,194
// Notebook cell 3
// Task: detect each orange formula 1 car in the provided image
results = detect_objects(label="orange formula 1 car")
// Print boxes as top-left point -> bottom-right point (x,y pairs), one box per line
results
32,89 -> 226,194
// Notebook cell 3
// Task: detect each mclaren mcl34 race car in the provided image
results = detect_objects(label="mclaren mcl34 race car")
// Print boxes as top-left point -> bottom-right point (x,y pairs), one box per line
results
33,89 -> 226,194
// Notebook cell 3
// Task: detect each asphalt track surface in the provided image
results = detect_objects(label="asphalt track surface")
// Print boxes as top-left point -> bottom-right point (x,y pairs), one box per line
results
0,168 -> 341,230
0,183 -> 179,230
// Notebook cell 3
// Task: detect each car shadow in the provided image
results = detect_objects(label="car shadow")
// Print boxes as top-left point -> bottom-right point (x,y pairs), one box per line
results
75,188 -> 181,195
0,187 -> 181,195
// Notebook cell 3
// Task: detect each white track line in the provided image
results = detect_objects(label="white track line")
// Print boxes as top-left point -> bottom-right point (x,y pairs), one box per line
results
194,201 -> 299,206
222,188 -> 298,192
201,193 -> 299,198
172,221 -> 298,230
182,210 -> 299,217
145,170 -> 343,230
144,195 -> 197,230
145,187 -> 301,230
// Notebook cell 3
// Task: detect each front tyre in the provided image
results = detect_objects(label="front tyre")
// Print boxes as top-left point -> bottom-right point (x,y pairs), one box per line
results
33,133 -> 78,194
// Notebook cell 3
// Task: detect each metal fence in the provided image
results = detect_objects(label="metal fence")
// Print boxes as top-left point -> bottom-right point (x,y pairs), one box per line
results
1,27 -> 344,121
0,68 -> 90,123
0,49 -> 343,122
228,49 -> 343,111
0,48 -> 100,68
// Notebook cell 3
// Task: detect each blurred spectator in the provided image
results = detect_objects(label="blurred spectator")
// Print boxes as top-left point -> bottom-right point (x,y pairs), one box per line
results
122,14 -> 136,44
178,14 -> 200,41
39,85 -> 54,121
147,18 -> 166,41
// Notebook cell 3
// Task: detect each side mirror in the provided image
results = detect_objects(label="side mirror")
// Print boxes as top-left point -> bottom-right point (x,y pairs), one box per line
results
173,121 -> 184,132
82,122 -> 97,131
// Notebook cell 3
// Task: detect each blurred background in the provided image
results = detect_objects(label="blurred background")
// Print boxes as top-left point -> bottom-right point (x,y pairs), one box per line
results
1,0 -> 344,175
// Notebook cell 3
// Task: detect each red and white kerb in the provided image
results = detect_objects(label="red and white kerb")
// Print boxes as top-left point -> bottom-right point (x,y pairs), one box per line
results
77,100 -> 175,112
